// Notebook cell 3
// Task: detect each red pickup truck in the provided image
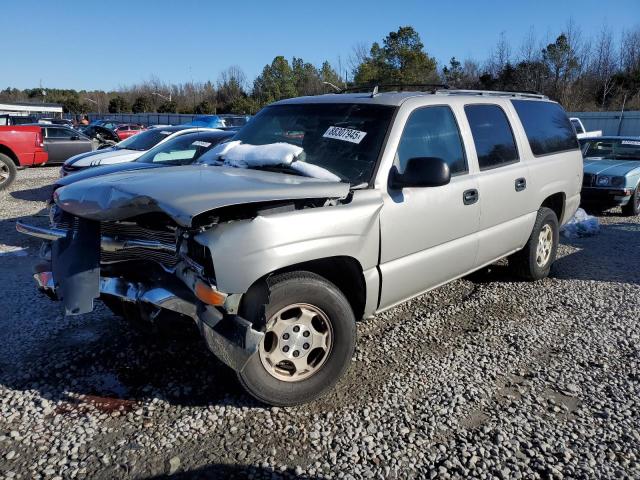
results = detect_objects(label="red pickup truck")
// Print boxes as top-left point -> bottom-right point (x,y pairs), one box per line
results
0,126 -> 48,190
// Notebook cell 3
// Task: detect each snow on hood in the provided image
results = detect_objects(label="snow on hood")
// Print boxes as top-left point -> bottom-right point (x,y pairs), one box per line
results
204,141 -> 341,182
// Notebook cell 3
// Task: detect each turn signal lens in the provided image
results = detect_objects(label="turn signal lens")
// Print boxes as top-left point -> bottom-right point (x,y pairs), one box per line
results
195,281 -> 226,306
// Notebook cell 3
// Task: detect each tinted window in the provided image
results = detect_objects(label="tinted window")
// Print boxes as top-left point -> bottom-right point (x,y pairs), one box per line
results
465,105 -> 518,170
47,127 -> 74,139
397,106 -> 466,175
512,100 -> 579,156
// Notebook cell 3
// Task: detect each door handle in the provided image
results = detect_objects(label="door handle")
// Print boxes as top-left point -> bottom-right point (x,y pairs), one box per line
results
515,177 -> 527,192
463,189 -> 479,205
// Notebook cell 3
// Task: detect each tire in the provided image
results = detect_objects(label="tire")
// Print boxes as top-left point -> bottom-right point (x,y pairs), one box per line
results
0,153 -> 17,191
621,187 -> 640,216
509,207 -> 559,281
237,271 -> 356,406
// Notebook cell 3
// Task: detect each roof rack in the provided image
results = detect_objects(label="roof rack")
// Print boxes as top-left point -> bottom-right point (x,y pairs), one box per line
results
434,89 -> 547,99
334,83 -> 450,96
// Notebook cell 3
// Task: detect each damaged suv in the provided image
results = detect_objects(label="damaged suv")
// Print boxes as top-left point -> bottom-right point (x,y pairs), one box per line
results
18,89 -> 582,406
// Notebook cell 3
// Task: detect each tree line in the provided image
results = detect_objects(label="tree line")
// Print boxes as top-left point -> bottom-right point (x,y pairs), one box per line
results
1,22 -> 638,115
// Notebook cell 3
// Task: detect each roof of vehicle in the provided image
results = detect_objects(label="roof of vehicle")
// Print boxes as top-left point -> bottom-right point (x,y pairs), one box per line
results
273,89 -> 551,107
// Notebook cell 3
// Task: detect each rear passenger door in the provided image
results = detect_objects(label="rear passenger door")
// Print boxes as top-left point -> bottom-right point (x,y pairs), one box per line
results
463,104 -> 534,266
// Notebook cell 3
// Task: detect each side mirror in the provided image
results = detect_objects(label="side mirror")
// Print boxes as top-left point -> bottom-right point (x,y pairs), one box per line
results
389,157 -> 451,189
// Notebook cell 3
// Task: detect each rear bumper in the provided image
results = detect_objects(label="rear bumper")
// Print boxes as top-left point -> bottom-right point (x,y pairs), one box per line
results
33,151 -> 48,166
581,187 -> 632,206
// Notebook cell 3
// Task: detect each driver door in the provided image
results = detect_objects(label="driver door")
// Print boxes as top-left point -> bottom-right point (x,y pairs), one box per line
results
378,105 -> 480,310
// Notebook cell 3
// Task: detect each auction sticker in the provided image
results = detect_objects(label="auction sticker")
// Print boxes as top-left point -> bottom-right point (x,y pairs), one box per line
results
192,141 -> 212,147
622,140 -> 640,146
323,126 -> 367,144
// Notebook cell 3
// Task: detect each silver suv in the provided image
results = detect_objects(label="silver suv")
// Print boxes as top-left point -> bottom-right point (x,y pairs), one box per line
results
18,89 -> 582,406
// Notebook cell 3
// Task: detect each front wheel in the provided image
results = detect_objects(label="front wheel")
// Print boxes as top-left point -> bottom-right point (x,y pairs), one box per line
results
621,187 -> 640,216
510,207 -> 559,281
238,271 -> 356,406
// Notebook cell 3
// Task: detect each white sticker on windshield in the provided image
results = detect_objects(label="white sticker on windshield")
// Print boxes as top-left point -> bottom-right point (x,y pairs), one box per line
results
192,141 -> 212,147
621,140 -> 640,146
160,131 -> 172,135
323,126 -> 367,144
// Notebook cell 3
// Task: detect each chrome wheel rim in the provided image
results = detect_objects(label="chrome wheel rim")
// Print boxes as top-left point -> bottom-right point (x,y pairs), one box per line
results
0,163 -> 9,185
536,224 -> 553,267
259,303 -> 333,382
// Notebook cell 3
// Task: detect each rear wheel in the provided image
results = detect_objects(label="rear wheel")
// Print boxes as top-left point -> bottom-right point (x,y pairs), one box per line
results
238,271 -> 356,406
0,153 -> 17,190
621,187 -> 640,216
510,207 -> 559,280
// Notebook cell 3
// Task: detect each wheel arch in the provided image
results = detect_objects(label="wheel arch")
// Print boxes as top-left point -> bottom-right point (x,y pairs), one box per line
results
541,191 -> 566,224
241,256 -> 368,321
0,144 -> 20,166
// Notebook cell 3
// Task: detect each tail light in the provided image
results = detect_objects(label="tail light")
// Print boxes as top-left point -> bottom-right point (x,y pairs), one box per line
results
35,130 -> 44,148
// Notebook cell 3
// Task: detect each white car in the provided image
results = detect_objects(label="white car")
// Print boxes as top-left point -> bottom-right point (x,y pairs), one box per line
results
60,126 -> 220,176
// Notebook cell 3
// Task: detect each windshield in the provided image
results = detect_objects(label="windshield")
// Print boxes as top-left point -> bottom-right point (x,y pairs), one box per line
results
584,139 -> 640,160
118,128 -> 176,151
135,133 -> 226,165
232,103 -> 395,184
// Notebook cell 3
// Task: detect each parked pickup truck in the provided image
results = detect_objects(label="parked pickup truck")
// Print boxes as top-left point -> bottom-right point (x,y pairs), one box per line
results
0,125 -> 48,189
17,89 -> 582,405
570,117 -> 602,139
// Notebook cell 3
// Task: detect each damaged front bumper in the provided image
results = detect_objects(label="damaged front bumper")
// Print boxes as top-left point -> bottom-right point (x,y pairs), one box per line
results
19,220 -> 263,373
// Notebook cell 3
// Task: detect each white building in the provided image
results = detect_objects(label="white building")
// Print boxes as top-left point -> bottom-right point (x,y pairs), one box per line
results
0,101 -> 63,117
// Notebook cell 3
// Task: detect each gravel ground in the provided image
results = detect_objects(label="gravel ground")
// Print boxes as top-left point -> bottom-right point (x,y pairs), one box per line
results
1,167 -> 639,480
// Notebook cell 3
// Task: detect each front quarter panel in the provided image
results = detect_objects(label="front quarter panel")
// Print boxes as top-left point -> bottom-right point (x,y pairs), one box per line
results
194,190 -> 383,294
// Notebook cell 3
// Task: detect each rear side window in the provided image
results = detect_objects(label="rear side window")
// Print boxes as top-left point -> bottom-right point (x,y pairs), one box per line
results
397,106 -> 467,175
512,100 -> 579,156
464,104 -> 518,170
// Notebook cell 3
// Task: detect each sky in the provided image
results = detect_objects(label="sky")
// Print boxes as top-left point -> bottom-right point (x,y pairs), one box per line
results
2,0 -> 639,91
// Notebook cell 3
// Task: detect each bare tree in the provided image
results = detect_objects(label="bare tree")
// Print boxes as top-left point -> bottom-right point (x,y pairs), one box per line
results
590,25 -> 618,108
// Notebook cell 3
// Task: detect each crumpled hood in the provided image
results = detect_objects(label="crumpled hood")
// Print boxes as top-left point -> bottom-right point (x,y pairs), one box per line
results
66,148 -> 142,168
583,158 -> 640,176
55,164 -> 350,227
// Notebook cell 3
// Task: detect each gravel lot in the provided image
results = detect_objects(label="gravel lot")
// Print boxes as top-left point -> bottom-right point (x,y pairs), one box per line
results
1,167 -> 639,480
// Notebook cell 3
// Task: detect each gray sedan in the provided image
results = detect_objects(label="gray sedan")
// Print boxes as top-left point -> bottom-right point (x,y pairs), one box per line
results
38,125 -> 95,164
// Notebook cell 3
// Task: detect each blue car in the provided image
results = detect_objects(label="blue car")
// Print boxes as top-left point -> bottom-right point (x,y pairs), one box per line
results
581,136 -> 640,215
186,114 -> 250,129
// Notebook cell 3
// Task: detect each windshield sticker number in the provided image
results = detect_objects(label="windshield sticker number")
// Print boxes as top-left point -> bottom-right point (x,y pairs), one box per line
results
192,141 -> 212,147
621,140 -> 640,146
323,126 -> 367,144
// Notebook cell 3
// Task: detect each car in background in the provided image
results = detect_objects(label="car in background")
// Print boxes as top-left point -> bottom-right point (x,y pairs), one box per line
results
0,115 -> 37,126
51,129 -> 235,193
77,125 -> 121,149
186,114 -> 250,129
37,118 -> 75,127
581,136 -> 640,215
28,124 -> 95,164
89,119 -> 122,130
113,123 -> 145,140
0,125 -> 47,189
60,126 -> 223,176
